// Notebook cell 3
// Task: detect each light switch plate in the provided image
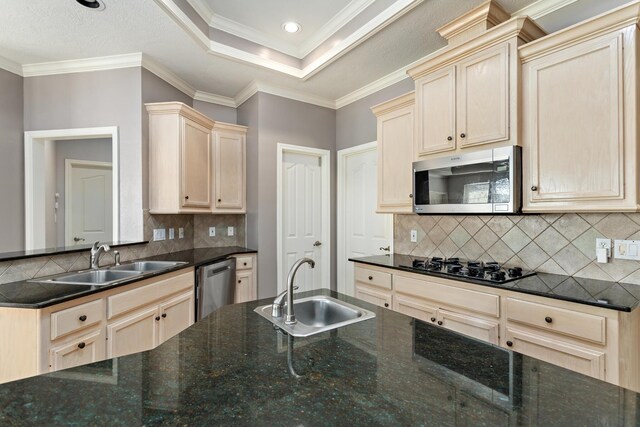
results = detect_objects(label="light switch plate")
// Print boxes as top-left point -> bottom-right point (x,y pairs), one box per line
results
169,228 -> 175,240
228,226 -> 235,236
614,240 -> 640,260
153,229 -> 166,241
410,229 -> 418,243
209,227 -> 216,237
178,228 -> 184,239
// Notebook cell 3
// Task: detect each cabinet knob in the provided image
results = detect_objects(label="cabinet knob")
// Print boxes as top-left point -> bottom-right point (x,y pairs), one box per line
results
384,303 -> 389,307
78,315 -> 87,322
162,313 -> 167,318
447,136 -> 452,141
185,195 -> 189,200
506,340 -> 513,347
368,276 -> 373,281
243,262 -> 247,266
545,316 -> 553,323
155,316 -> 160,321
460,133 -> 466,138
437,321 -> 443,326
77,342 -> 86,349
218,199 -> 221,202
531,186 -> 538,191
238,280 -> 242,284
430,317 -> 436,322
409,194 -> 413,199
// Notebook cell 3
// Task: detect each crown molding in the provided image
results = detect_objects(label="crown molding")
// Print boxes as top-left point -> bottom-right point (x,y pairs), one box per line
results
0,55 -> 23,76
235,80 -> 336,109
335,67 -> 408,109
194,90 -> 236,107
512,0 -> 578,20
22,53 -> 144,77
141,55 -> 197,98
185,0 -> 214,24
371,91 -> 414,116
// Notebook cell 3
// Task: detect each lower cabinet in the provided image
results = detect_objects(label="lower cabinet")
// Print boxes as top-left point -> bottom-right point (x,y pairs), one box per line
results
232,254 -> 257,303
49,328 -> 105,372
355,284 -> 392,308
106,306 -> 160,359
438,309 -> 500,346
159,291 -> 195,343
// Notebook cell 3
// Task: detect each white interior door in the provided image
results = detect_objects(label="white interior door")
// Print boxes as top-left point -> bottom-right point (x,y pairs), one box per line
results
338,143 -> 392,296
280,150 -> 325,293
66,160 -> 113,246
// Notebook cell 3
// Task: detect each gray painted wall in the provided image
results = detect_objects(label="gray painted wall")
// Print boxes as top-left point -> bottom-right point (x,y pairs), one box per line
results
54,138 -> 112,246
336,77 -> 414,150
24,67 -> 143,243
239,92 -> 336,298
193,100 -> 237,124
0,68 -> 24,253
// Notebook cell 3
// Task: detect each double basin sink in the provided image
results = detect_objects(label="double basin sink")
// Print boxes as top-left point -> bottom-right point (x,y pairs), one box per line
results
30,261 -> 187,287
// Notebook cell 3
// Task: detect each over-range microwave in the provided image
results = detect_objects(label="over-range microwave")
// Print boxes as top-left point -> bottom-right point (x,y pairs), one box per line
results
413,146 -> 521,214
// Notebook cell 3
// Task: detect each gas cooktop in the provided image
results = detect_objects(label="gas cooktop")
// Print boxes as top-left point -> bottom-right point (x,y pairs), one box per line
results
399,257 -> 535,284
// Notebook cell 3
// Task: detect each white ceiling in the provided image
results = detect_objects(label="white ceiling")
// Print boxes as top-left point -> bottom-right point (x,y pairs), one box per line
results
0,0 -> 628,108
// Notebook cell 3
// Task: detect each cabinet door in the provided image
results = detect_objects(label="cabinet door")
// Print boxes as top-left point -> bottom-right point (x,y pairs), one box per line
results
524,33 -> 623,206
214,131 -> 245,211
393,294 -> 438,323
49,329 -> 105,372
181,118 -> 211,209
437,309 -> 500,345
377,105 -> 414,212
235,270 -> 254,304
457,43 -> 509,147
505,327 -> 606,380
106,306 -> 159,359
415,66 -> 456,156
159,292 -> 194,344
355,284 -> 392,309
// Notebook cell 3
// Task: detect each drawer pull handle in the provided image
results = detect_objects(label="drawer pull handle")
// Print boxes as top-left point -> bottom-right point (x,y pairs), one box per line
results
155,316 -> 160,321
506,340 -> 513,347
218,199 -> 222,202
243,262 -> 247,266
460,133 -> 466,138
437,321 -> 443,326
531,186 -> 538,191
447,136 -> 452,141
185,195 -> 189,200
77,342 -> 86,349
384,303 -> 389,307
368,276 -> 373,280
78,315 -> 87,322
430,317 -> 436,322
238,280 -> 242,284
545,316 -> 553,323
162,313 -> 167,318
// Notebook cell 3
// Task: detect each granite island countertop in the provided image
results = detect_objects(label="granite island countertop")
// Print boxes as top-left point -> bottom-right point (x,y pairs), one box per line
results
0,289 -> 637,426
0,247 -> 256,309
350,254 -> 640,312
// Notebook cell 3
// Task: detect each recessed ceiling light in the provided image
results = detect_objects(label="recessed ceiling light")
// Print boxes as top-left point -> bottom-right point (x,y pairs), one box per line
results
75,0 -> 105,11
282,22 -> 301,33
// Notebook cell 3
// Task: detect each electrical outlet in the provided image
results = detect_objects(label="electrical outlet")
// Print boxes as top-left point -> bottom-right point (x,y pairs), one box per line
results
614,240 -> 640,260
228,226 -> 235,236
209,227 -> 216,237
179,228 -> 184,239
410,229 -> 418,243
169,228 -> 175,240
153,228 -> 166,241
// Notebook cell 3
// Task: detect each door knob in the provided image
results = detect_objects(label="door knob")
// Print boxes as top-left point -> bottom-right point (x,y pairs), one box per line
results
380,246 -> 390,252
313,241 -> 322,247
73,237 -> 85,242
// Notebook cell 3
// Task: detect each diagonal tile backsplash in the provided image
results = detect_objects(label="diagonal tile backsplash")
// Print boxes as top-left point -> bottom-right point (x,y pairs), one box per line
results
395,213 -> 640,285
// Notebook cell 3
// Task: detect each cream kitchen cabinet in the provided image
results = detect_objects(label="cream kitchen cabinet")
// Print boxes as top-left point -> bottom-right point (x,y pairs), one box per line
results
520,4 -> 640,212
408,1 -> 544,159
147,102 -> 214,214
231,254 -> 258,303
354,264 -> 393,308
371,92 -> 415,213
212,122 -> 247,213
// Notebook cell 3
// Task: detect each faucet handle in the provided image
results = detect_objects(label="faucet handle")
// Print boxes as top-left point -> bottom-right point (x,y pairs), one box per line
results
91,241 -> 100,251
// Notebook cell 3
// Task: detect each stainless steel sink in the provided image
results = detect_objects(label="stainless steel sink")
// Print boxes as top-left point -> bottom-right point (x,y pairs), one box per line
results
36,270 -> 143,286
254,295 -> 375,337
110,261 -> 187,272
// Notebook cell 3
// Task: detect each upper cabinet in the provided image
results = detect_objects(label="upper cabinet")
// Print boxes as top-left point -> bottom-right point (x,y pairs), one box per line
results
372,92 -> 415,213
212,123 -> 247,213
408,1 -> 545,159
520,3 -> 640,212
146,102 -> 247,214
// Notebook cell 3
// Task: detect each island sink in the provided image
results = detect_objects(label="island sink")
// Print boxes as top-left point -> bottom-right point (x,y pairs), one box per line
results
254,295 -> 375,337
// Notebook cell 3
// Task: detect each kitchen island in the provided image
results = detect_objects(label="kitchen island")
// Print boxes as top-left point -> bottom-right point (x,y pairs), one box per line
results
0,289 -> 637,426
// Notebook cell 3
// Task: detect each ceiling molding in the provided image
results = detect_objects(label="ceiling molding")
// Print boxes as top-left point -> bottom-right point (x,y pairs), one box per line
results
194,90 -> 236,107
152,0 -> 211,49
512,0 -> 579,20
141,55 -> 197,97
0,55 -> 23,76
22,53 -> 144,77
185,0 -> 215,24
235,80 -> 336,109
335,67 -> 408,109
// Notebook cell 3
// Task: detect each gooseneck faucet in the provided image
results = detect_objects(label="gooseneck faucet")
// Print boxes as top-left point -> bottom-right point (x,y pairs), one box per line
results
90,241 -> 111,269
272,258 -> 315,324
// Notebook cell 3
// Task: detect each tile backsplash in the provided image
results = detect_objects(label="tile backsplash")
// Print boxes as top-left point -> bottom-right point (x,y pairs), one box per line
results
0,211 -> 246,285
395,213 -> 640,285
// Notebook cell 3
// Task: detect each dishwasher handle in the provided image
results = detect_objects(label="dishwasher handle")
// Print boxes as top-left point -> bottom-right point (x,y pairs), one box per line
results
206,265 -> 232,277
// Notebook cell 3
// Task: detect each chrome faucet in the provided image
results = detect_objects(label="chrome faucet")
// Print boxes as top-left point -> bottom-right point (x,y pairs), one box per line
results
90,241 -> 111,269
272,258 -> 315,324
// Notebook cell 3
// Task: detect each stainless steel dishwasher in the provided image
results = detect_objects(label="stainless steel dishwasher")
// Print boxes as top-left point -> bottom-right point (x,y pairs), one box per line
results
195,258 -> 236,321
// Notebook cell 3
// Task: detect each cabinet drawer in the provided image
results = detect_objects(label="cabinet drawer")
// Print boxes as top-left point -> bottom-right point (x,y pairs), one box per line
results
49,328 -> 105,372
235,256 -> 253,270
108,270 -> 194,319
394,274 -> 499,318
355,285 -> 392,308
506,298 -> 606,345
355,266 -> 392,290
393,294 -> 438,323
438,309 -> 500,345
51,299 -> 104,340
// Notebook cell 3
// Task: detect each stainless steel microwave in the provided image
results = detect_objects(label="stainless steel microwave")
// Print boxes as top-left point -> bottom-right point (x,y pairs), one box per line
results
413,146 -> 521,214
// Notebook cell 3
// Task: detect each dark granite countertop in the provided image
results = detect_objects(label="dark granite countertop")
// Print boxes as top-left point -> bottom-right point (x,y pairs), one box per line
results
350,254 -> 640,312
0,247 -> 256,309
0,289 -> 637,426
